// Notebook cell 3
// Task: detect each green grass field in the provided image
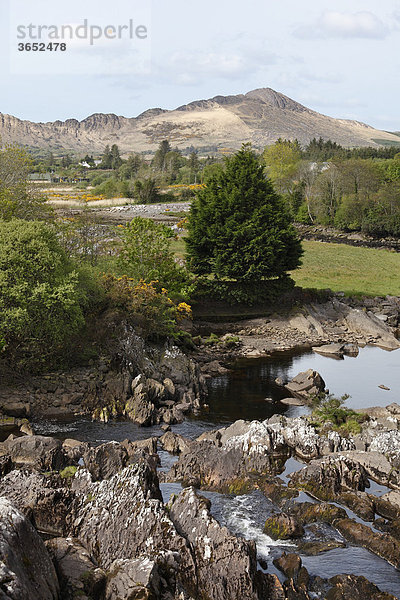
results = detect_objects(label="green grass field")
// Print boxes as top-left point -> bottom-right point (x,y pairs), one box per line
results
291,241 -> 400,297
173,236 -> 400,297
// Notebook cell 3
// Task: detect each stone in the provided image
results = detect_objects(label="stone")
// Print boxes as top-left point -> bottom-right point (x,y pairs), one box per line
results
0,498 -> 60,599
0,470 -> 75,536
0,435 -> 66,471
335,518 -> 400,568
160,432 -> 191,455
125,389 -> 156,427
168,487 -> 270,600
326,574 -> 397,600
312,343 -> 346,359
46,537 -> 106,599
279,397 -> 306,406
1,402 -> 30,418
83,441 -> 128,481
289,455 -> 369,500
284,369 -> 326,401
264,512 -> 304,540
105,557 -> 161,600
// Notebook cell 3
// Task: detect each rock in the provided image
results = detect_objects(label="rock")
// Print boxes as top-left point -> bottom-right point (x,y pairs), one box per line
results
340,490 -> 375,522
289,455 -> 369,500
290,501 -> 347,525
338,450 -> 399,487
105,557 -> 161,600
0,497 -> 59,599
46,537 -> 106,599
335,518 -> 400,568
160,432 -> 191,455
299,540 -> 346,555
284,369 -> 326,401
0,469 -> 75,536
273,552 -> 302,579
71,464 -> 195,581
83,441 -> 128,481
125,386 -> 156,426
1,402 -> 30,418
379,384 -> 391,391
200,360 -> 230,376
279,397 -> 306,406
167,420 -> 288,492
163,377 -> 176,398
312,343 -> 346,359
19,421 -> 35,436
344,308 -> 400,351
326,574 -> 397,600
168,486 -> 270,600
62,438 -> 88,464
263,512 -> 304,540
0,435 -> 66,471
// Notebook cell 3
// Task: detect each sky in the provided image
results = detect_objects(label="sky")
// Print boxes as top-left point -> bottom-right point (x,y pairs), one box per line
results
0,0 -> 399,131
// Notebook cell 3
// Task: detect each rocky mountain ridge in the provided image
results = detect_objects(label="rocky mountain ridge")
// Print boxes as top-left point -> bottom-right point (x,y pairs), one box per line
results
1,87 -> 399,153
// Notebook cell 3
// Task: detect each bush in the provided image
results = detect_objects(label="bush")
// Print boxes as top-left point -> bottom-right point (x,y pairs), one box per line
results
117,217 -> 189,295
310,394 -> 366,437
0,220 -> 88,367
101,274 -> 191,340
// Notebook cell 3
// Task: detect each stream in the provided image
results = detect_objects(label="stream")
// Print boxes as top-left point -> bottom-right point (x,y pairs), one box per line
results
33,345 -> 400,597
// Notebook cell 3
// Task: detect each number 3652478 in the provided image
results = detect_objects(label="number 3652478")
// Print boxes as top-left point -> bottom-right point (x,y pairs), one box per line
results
18,43 -> 67,51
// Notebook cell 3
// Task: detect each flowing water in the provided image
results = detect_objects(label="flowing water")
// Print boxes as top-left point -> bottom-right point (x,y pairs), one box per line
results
31,345 -> 400,596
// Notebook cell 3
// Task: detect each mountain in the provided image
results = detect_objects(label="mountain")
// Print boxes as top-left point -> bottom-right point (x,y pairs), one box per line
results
1,88 -> 399,154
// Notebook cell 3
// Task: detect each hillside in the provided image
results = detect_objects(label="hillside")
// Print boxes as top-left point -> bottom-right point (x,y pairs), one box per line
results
1,88 -> 399,153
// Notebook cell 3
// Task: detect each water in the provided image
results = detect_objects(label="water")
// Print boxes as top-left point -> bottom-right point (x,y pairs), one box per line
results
22,345 -> 400,597
205,345 -> 400,424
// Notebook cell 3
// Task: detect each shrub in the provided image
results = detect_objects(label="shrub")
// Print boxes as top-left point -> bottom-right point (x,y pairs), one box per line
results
0,220 -> 88,367
101,274 -> 191,340
310,394 -> 366,437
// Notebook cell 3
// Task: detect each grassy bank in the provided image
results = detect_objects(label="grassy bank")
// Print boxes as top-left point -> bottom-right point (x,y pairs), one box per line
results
292,241 -> 400,297
171,236 -> 400,298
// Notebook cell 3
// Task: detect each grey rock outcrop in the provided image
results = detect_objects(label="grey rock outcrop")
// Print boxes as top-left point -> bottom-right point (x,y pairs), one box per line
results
0,497 -> 60,600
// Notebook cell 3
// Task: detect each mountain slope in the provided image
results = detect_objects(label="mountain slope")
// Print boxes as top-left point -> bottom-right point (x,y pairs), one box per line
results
0,88 -> 399,153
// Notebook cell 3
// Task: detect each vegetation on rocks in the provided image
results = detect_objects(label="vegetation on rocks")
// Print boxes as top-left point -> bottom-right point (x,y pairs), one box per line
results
310,394 -> 366,437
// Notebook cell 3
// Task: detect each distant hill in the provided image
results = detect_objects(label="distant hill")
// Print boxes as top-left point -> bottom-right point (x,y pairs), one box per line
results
1,87 -> 399,153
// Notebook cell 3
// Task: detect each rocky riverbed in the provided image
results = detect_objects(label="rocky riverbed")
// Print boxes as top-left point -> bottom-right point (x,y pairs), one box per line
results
1,295 -> 400,599
1,402 -> 400,598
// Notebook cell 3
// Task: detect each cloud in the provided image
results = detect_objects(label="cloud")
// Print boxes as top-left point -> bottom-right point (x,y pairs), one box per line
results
294,10 -> 389,40
153,47 -> 277,86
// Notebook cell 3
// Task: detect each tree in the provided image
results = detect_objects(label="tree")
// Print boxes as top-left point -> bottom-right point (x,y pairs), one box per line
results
110,144 -> 122,170
0,144 -> 49,220
186,145 -> 303,282
100,145 -> 112,169
0,220 -> 87,365
152,140 -> 171,172
134,178 -> 161,204
263,138 -> 302,195
117,217 -> 185,290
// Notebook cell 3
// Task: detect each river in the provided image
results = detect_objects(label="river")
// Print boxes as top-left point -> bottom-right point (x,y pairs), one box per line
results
32,345 -> 400,597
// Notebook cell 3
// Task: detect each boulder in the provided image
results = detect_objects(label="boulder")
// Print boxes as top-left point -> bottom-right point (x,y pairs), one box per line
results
0,497 -> 59,599
83,441 -> 128,481
105,557 -> 162,600
160,432 -> 191,455
168,487 -> 270,600
46,537 -> 106,599
335,518 -> 400,568
0,469 -> 75,536
0,435 -> 66,471
312,343 -> 346,359
326,574 -> 397,600
344,308 -> 400,351
263,512 -> 304,540
284,369 -> 326,401
289,455 -> 369,500
125,386 -> 156,426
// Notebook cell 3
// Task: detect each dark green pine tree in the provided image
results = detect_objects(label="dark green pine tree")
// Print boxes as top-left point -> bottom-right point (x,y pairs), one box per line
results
186,144 -> 303,282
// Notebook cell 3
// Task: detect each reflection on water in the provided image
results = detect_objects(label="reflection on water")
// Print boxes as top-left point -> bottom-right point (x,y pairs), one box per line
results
204,345 -> 400,424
